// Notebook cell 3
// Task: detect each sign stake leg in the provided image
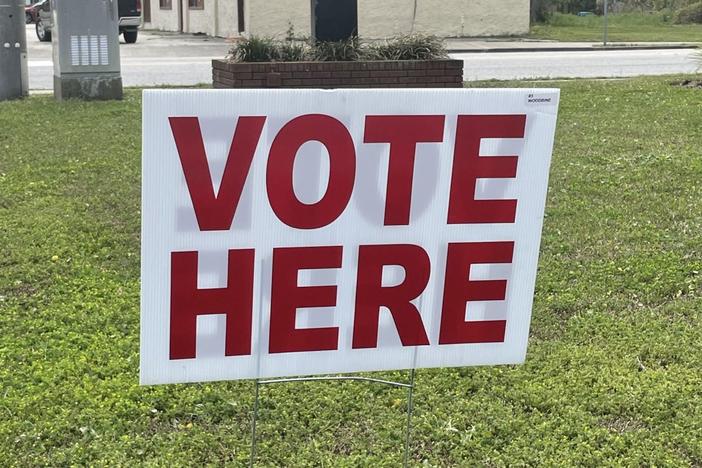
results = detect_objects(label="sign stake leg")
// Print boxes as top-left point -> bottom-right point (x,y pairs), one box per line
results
249,379 -> 260,468
403,368 -> 416,468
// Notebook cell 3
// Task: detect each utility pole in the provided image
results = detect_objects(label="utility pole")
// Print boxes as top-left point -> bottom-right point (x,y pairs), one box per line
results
0,0 -> 29,101
603,0 -> 609,47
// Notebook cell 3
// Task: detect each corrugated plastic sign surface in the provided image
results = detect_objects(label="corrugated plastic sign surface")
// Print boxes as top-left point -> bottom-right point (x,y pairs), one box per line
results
140,88 -> 560,385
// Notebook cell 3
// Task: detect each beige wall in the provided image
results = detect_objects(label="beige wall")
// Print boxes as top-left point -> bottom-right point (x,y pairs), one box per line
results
147,0 -> 179,32
358,0 -> 530,38
247,0 -> 312,38
217,0 -> 240,38
185,7 -> 212,35
185,0 -> 239,37
146,0 -> 528,39
145,0 -> 240,37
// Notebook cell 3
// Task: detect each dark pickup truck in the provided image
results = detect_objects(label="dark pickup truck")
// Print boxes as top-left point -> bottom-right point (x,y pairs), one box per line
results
36,0 -> 142,44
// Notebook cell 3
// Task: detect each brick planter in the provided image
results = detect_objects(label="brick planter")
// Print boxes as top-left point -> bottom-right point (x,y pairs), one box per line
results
212,59 -> 463,89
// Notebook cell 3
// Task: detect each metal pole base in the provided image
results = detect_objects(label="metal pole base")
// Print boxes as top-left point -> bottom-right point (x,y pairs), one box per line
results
54,74 -> 123,101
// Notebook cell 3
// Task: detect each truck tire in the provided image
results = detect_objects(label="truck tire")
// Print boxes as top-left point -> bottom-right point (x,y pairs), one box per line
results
36,19 -> 51,42
123,30 -> 138,44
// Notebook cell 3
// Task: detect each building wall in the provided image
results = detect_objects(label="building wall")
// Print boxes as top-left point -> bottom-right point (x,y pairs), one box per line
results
145,0 -> 240,37
146,0 -> 179,33
358,0 -> 530,38
184,6 -> 213,35
247,0 -> 312,38
217,0 -> 239,38
145,0 -> 529,39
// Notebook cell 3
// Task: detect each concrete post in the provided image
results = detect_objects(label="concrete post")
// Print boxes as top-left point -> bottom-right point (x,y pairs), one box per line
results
0,0 -> 29,101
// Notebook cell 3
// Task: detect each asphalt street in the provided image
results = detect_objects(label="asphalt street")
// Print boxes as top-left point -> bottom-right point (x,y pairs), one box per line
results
24,25 -> 700,90
455,48 -> 699,81
25,25 -> 230,90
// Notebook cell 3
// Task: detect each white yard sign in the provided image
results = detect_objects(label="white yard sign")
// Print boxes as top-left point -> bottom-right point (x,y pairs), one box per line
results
140,88 -> 560,385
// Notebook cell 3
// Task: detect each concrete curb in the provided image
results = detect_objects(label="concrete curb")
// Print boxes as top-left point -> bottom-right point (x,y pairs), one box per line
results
447,44 -> 699,53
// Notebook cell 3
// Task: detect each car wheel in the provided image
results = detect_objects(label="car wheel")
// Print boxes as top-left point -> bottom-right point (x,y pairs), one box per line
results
26,12 -> 33,24
123,30 -> 138,44
36,20 -> 51,42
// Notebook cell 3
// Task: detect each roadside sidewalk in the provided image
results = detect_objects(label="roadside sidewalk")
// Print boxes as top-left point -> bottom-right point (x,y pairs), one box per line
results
445,38 -> 699,53
136,29 -> 698,54
137,29 -> 698,54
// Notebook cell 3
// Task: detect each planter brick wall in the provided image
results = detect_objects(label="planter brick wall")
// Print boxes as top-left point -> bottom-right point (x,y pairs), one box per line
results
212,59 -> 463,89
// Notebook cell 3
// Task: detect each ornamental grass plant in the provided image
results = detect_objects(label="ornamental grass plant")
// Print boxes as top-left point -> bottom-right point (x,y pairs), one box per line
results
227,34 -> 448,63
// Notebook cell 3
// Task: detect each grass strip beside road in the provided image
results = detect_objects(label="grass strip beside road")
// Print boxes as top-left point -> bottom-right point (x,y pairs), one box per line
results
531,13 -> 702,42
0,77 -> 701,466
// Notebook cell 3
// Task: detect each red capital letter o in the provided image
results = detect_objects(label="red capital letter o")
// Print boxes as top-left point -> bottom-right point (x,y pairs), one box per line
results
267,114 -> 356,229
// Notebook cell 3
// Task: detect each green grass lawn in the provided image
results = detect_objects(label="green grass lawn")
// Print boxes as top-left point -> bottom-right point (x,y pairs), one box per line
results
531,12 -> 702,42
1,77 -> 701,466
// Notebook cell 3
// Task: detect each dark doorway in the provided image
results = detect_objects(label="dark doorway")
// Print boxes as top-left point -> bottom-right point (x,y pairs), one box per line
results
312,0 -> 357,42
143,0 -> 151,23
178,0 -> 183,32
237,0 -> 245,33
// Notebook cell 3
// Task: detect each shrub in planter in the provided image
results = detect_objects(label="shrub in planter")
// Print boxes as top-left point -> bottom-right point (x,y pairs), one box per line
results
228,36 -> 280,62
312,37 -> 362,61
226,34 -> 448,63
215,34 -> 463,90
365,35 -> 448,61
277,41 -> 310,62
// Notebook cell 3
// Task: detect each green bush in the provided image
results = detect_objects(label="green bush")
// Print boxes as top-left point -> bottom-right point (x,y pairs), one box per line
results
532,0 -> 597,20
674,1 -> 702,22
312,37 -> 362,62
227,35 -> 448,63
365,35 -> 448,61
277,41 -> 310,62
227,36 -> 280,62
533,0 -> 698,22
653,0 -> 695,11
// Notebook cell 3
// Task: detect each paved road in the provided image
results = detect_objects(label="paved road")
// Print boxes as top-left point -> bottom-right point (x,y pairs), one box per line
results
25,25 -> 699,90
457,48 -> 699,81
26,25 -> 231,90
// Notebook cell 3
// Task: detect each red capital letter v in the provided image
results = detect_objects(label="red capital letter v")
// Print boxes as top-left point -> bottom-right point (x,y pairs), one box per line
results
169,116 -> 266,231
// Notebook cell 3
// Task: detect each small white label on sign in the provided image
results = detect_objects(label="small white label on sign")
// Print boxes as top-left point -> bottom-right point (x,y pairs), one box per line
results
526,92 -> 558,106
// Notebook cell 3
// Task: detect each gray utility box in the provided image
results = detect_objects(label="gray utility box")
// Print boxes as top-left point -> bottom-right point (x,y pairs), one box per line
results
0,0 -> 28,101
52,0 -> 122,100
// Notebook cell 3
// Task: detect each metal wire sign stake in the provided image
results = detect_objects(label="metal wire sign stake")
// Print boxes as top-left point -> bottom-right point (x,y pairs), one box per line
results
248,301 -> 423,468
249,371 -> 417,468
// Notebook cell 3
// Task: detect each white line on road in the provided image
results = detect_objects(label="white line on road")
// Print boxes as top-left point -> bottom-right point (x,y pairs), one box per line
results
28,58 -> 220,67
